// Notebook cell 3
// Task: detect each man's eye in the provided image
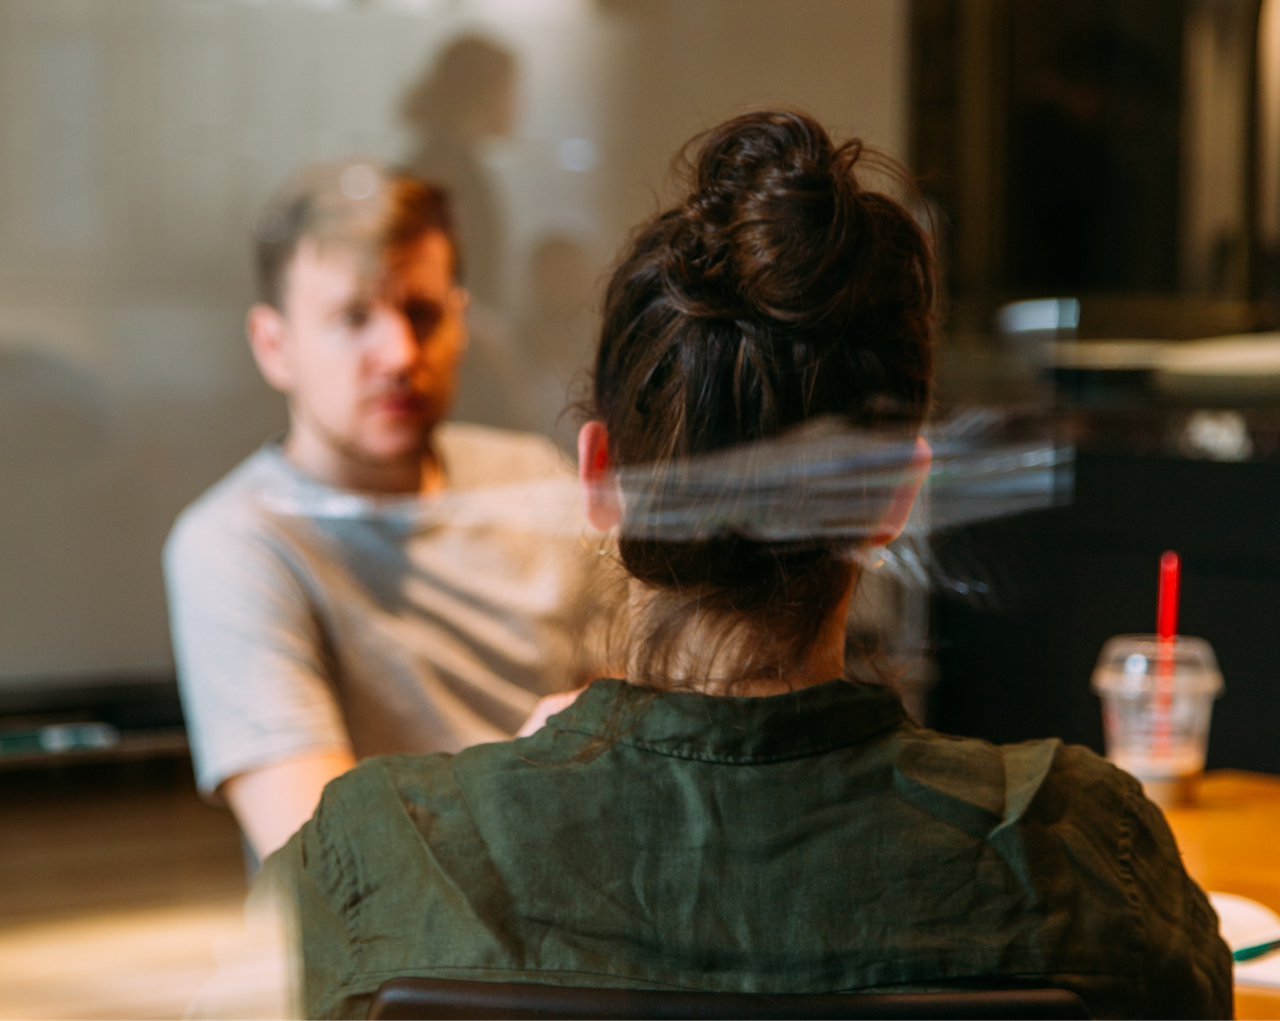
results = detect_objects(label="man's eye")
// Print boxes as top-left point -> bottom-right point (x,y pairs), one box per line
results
342,306 -> 372,329
404,301 -> 444,337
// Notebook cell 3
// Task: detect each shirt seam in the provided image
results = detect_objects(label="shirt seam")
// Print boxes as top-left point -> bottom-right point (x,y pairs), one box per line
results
1115,780 -> 1151,1009
549,718 -> 904,765
323,795 -> 367,996
334,962 -> 1146,994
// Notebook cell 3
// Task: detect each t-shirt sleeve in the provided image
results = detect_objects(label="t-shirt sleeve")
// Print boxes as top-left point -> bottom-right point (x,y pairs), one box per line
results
164,507 -> 352,798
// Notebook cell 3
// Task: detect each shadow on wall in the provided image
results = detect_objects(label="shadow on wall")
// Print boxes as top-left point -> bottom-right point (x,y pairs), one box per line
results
0,342 -> 114,676
519,234 -> 598,451
0,342 -> 109,470
402,34 -> 516,308
401,34 -> 533,432
0,327 -> 286,680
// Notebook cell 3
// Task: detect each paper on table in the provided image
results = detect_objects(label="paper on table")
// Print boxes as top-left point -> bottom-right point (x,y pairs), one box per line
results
1210,892 -> 1280,989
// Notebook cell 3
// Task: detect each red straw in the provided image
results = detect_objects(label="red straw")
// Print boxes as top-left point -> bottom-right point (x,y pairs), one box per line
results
1154,550 -> 1180,757
1157,550 -> 1181,640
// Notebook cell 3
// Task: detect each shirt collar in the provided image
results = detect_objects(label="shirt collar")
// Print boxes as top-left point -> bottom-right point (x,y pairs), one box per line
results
254,439 -> 431,524
253,439 -> 585,539
546,677 -> 907,764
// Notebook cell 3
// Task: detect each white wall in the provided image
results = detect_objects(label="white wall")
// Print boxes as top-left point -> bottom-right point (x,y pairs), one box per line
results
0,0 -> 907,684
599,0 -> 909,236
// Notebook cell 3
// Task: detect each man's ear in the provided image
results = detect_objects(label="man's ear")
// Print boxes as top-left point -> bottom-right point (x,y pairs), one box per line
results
578,420 -> 621,531
246,303 -> 294,394
871,436 -> 931,546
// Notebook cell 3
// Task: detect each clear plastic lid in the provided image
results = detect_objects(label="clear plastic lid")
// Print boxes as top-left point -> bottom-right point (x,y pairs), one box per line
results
1090,634 -> 1224,697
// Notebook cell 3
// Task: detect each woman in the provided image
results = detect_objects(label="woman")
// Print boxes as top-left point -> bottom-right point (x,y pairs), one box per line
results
260,111 -> 1231,1020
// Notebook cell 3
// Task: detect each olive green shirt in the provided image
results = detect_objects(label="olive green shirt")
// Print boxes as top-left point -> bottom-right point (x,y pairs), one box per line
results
260,678 -> 1232,1020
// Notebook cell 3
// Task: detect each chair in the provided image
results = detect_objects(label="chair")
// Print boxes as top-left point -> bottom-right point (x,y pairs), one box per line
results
367,976 -> 1091,1020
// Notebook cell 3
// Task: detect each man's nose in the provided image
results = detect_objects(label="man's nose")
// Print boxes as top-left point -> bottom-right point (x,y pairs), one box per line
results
369,308 -> 420,374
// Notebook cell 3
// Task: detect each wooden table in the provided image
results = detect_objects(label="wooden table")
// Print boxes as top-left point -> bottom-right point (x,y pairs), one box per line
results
1163,771 -> 1280,1021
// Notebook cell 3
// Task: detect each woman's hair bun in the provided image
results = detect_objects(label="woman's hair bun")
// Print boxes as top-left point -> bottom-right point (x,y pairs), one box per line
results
590,108 -> 936,688
669,110 -> 866,328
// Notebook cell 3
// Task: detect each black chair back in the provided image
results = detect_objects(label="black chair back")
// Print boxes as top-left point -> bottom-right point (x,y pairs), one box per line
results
367,976 -> 1092,1020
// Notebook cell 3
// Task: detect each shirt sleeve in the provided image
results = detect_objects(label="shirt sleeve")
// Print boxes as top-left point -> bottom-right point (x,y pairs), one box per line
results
1121,778 -> 1234,1020
164,507 -> 352,799
254,769 -> 374,1021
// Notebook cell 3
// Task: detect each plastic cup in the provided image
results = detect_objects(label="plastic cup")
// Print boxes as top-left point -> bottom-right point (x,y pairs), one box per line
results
1091,635 -> 1224,806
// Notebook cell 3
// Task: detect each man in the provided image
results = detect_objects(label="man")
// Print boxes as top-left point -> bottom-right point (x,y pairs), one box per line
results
165,162 -> 613,859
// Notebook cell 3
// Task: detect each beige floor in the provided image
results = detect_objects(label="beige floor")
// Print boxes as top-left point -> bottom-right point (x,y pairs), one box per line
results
0,758 -> 282,1020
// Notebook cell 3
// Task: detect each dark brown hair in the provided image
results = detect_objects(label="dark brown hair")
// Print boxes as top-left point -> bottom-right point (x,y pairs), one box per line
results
253,161 -> 458,310
591,110 -> 936,689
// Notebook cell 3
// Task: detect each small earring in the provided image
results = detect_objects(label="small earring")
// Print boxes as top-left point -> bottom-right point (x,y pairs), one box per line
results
580,532 -> 609,557
862,546 -> 887,570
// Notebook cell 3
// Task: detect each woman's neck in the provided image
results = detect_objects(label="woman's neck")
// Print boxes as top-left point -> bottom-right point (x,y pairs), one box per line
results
627,577 -> 854,698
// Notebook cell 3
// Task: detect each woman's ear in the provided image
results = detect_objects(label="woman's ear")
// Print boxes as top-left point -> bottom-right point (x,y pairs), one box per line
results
871,436 -> 931,546
578,420 -> 621,531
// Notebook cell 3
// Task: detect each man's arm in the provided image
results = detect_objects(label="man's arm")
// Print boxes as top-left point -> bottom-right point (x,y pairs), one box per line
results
223,749 -> 358,860
515,687 -> 588,737
164,503 -> 358,856
237,687 -> 591,858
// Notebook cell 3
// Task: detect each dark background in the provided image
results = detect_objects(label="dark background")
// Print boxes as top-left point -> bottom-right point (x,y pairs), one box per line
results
913,0 -> 1280,771
932,451 -> 1280,773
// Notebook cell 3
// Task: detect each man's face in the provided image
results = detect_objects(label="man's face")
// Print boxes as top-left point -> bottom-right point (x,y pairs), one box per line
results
259,231 -> 465,473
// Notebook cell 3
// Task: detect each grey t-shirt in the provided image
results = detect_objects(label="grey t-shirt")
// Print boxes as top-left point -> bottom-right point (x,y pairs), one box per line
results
164,422 -> 617,797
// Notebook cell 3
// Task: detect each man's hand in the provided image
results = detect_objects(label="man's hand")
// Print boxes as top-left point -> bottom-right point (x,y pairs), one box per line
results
516,688 -> 588,737
221,750 -> 358,861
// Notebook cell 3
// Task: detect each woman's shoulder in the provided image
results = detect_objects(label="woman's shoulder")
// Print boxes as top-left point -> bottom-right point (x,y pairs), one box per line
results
309,744 -> 550,842
273,751 -> 495,902
888,723 -> 1155,844
315,752 -> 462,822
